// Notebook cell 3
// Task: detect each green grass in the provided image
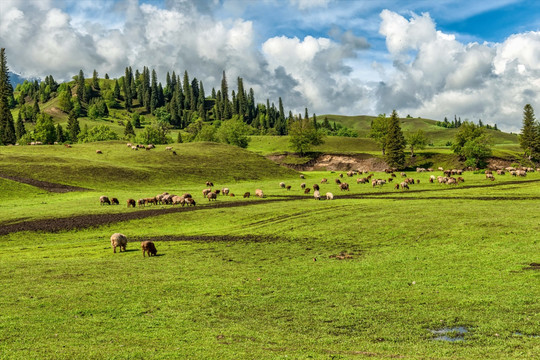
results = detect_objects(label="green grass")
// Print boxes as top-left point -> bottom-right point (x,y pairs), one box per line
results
0,144 -> 539,359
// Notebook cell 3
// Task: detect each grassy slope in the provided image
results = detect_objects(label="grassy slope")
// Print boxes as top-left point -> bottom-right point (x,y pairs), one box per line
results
0,145 -> 539,358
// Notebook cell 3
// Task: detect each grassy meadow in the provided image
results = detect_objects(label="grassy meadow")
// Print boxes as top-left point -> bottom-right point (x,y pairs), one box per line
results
0,142 -> 539,359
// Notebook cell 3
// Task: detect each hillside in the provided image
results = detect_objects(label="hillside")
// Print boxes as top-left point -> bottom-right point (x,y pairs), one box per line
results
320,114 -> 520,147
0,141 -> 298,190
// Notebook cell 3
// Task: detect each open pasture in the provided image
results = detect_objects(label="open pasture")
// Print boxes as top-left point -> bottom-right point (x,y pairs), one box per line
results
0,143 -> 538,359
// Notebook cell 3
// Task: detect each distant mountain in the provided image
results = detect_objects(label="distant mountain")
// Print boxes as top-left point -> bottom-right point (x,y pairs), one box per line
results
8,72 -> 36,86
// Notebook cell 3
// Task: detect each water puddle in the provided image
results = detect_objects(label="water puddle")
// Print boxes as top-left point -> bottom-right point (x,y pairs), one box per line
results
430,327 -> 468,342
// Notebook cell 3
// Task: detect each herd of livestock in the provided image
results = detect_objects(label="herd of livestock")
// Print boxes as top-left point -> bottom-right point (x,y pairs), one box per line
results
99,165 -> 537,208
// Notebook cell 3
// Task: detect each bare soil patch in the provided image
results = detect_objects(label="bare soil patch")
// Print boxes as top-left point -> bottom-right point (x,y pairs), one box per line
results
268,154 -> 388,171
523,263 -> 540,271
0,173 -> 89,193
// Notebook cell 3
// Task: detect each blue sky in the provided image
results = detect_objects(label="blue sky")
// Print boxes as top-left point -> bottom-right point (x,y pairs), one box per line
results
1,0 -> 539,131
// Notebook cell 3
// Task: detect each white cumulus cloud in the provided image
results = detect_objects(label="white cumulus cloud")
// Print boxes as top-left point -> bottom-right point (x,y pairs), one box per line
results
376,10 -> 540,132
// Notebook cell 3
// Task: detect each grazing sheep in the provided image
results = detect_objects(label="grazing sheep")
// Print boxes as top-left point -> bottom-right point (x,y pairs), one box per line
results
65,144 -> 72,148
229,193 -> 235,197
165,146 -> 172,151
185,198 -> 196,206
110,233 -> 127,253
100,196 -> 110,205
347,171 -> 354,177
111,197 -> 119,205
255,189 -> 264,198
279,182 -> 286,188
394,183 -> 400,190
388,178 -> 393,182
321,178 -> 328,183
313,190 -> 321,200
326,192 -> 334,200
243,192 -> 250,198
171,195 -> 183,205
131,146 -> 138,150
447,177 -> 457,185
416,167 -> 426,172
222,188 -> 229,196
214,189 -> 221,195
486,173 -> 495,180
340,182 -> 349,191
127,199 -> 136,208
339,173 -> 343,178
391,173 -> 396,177
127,143 -> 132,147
286,185 -> 291,190
300,174 -> 305,179
313,184 -> 320,191
497,170 -> 505,175
207,192 -> 217,201
304,188 -> 311,194
400,182 -> 409,190
96,150 -> 103,154
429,178 -> 434,183
141,241 -> 157,257
516,170 -> 527,177
457,177 -> 465,183
205,181 -> 214,187
335,178 -> 341,184
300,183 -> 306,189
416,179 -> 420,184
400,172 -> 407,177
202,188 -> 212,197
357,178 -> 367,184
438,167 -> 444,171
137,199 -> 145,207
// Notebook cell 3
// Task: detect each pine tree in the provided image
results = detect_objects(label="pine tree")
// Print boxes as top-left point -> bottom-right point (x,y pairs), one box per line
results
15,110 -> 26,140
67,111 -> 80,142
113,80 -> 121,99
177,131 -> 183,143
92,69 -> 100,91
32,99 -> 40,122
183,71 -> 191,110
0,48 -> 17,144
384,110 -> 406,169
76,69 -> 86,103
56,124 -> 65,143
519,104 -> 539,161
124,120 -> 135,138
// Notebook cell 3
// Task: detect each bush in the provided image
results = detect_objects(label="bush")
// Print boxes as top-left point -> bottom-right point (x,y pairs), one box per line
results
135,123 -> 172,145
78,125 -> 118,143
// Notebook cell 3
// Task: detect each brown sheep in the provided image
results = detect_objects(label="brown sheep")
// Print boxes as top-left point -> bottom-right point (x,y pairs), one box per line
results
304,188 -> 311,194
313,184 -> 320,191
347,170 -> 354,177
100,196 -> 110,205
96,150 -> 102,154
339,173 -> 343,178
357,178 -> 367,184
110,233 -> 127,253
229,193 -> 235,197
335,178 -> 341,184
400,172 -> 407,177
202,188 -> 212,197
340,183 -> 349,191
279,182 -> 286,188
300,174 -> 305,179
127,199 -> 136,208
400,182 -> 409,190
172,195 -> 183,205
205,181 -> 214,187
137,199 -> 145,207
243,192 -> 250,198
486,173 -> 495,180
185,198 -> 196,206
286,185 -> 291,190
207,192 -> 217,201
321,178 -> 328,183
255,189 -> 264,198
182,193 -> 192,199
141,241 -> 157,257
300,183 -> 306,189
111,197 -> 119,205
214,189 -> 221,195
416,179 -> 420,184
394,183 -> 400,190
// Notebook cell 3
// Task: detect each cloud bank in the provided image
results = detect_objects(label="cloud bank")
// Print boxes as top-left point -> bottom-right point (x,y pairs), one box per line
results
0,0 -> 538,131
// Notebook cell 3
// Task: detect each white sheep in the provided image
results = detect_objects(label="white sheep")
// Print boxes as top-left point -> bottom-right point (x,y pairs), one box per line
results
110,233 -> 128,253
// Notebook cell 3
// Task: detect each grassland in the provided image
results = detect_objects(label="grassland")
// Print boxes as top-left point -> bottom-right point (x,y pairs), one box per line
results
0,143 -> 538,359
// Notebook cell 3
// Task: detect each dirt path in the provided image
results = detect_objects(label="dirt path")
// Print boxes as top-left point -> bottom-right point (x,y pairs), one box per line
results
0,174 -> 89,193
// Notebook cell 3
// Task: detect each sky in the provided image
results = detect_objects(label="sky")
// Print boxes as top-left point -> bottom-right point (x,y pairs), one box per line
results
1,0 -> 539,132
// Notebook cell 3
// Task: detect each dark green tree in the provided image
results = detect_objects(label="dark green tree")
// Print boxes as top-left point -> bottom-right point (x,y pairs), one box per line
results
76,69 -> 86,103
67,111 -> 80,142
0,48 -> 16,144
384,110 -> 406,169
56,124 -> 65,143
451,121 -> 492,168
124,119 -> 135,138
519,104 -> 539,161
288,117 -> 325,155
34,113 -> 57,144
15,111 -> 26,140
406,129 -> 428,157
113,80 -> 121,99
369,113 -> 390,155
92,69 -> 100,91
